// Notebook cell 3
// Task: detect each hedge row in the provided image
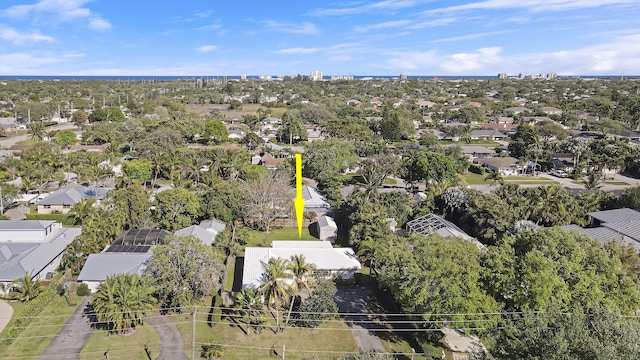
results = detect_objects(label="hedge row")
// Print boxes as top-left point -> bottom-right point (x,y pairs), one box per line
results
4,279 -> 60,345
25,213 -> 76,226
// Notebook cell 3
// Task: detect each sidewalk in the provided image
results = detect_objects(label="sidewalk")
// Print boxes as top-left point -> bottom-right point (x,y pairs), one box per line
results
0,300 -> 14,334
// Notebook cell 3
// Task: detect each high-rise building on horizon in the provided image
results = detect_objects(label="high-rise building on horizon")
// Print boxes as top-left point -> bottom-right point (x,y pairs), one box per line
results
310,70 -> 323,81
400,72 -> 408,80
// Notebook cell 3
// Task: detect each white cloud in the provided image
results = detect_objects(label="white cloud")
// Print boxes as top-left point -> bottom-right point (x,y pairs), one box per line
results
195,10 -> 212,18
355,20 -> 412,33
0,51 -> 83,74
3,0 -> 111,30
385,33 -> 640,75
0,26 -> 54,44
88,17 -> 111,30
408,18 -> 459,29
276,47 -> 322,55
195,45 -> 217,53
197,24 -> 222,31
311,0 -> 427,16
432,30 -> 511,43
425,0 -> 636,14
261,20 -> 320,34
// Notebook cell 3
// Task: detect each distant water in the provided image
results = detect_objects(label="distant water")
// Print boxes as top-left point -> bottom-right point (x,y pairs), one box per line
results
0,75 -> 636,81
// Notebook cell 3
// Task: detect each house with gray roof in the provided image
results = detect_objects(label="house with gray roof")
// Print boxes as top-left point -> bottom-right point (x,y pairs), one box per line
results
558,208 -> 640,251
469,130 -> 508,141
77,229 -> 170,292
36,186 -> 111,214
0,221 -> 81,293
406,214 -> 484,249
175,218 -> 226,246
302,185 -> 331,215
316,215 -> 338,243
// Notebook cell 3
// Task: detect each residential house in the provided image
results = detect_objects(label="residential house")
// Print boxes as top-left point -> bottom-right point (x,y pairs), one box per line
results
303,185 -> 331,215
542,107 -> 563,116
316,215 -> 338,243
77,229 -> 171,292
475,156 -> 520,175
460,145 -> 495,160
0,221 -> 81,292
502,107 -> 532,116
550,153 -> 575,172
417,100 -> 436,109
560,208 -> 640,251
0,122 -> 26,133
242,241 -> 361,290
175,218 -> 226,246
36,186 -> 110,214
469,130 -> 508,141
227,129 -> 245,140
259,153 -> 288,171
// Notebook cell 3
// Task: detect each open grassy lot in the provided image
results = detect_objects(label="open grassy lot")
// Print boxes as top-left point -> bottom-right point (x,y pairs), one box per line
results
464,173 -> 558,185
173,308 -> 359,360
79,324 -> 162,360
0,294 -> 83,359
245,226 -> 317,247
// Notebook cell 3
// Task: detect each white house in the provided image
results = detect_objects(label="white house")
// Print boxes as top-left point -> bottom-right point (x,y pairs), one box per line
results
0,221 -> 81,293
242,241 -> 361,290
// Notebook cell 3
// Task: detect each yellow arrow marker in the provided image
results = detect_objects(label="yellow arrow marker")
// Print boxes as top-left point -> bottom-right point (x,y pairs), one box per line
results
294,153 -> 305,238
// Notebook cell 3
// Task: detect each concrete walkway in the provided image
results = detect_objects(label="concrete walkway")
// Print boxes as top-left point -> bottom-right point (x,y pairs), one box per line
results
0,300 -> 14,334
37,297 -> 94,360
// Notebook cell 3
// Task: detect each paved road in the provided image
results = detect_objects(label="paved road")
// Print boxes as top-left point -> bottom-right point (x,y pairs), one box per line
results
0,300 -> 13,334
38,297 -> 94,360
333,286 -> 386,353
0,123 -> 76,149
145,311 -> 189,360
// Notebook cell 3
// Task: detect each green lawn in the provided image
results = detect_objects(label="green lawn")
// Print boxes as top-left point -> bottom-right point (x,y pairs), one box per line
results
605,181 -> 630,185
383,177 -> 398,185
173,308 -> 359,360
464,173 -> 558,185
79,325 -> 161,360
0,294 -> 83,359
245,226 -> 317,247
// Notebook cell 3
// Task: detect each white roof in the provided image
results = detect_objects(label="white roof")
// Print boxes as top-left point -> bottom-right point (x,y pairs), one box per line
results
302,185 -> 330,209
317,215 -> 338,229
242,242 -> 361,290
77,253 -> 152,282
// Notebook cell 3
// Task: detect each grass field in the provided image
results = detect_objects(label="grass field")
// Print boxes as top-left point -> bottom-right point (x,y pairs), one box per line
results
0,295 -> 83,359
245,226 -> 317,247
464,173 -> 558,185
173,308 -> 359,360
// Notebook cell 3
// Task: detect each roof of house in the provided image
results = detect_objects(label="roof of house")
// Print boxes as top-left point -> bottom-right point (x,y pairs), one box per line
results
560,224 -> 640,249
271,240 -> 333,248
475,157 -> 519,169
460,145 -> 494,154
77,253 -> 152,282
242,242 -> 361,289
317,215 -> 337,229
199,218 -> 227,233
587,208 -> 640,224
104,229 -> 171,253
0,220 -> 55,231
37,186 -> 110,206
0,227 -> 81,281
406,214 -> 483,249
470,129 -> 507,137
302,185 -> 330,209
175,225 -> 219,246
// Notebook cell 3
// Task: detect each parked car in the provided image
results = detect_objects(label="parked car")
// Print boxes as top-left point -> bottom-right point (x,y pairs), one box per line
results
550,169 -> 569,178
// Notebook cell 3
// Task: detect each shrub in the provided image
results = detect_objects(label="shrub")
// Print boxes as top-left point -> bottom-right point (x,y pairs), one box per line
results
76,283 -> 89,296
468,164 -> 485,175
4,279 -> 59,345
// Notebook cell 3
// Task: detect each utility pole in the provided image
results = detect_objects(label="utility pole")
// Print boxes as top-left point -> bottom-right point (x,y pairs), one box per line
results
191,308 -> 196,360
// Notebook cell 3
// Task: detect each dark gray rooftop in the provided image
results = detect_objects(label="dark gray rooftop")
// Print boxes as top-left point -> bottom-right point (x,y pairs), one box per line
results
104,229 -> 171,253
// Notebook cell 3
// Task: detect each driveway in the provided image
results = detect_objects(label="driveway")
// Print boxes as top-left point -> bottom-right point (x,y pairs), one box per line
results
145,311 -> 189,360
38,297 -> 94,360
333,286 -> 386,353
0,123 -> 77,149
0,300 -> 13,334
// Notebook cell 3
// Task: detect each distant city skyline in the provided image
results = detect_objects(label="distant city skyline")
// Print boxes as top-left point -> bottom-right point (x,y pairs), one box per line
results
0,1 -> 639,76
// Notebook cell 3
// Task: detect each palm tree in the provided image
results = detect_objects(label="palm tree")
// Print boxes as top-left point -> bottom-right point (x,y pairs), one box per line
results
27,121 -> 46,141
234,288 -> 264,335
258,257 -> 294,331
69,198 -> 96,225
91,273 -> 157,335
287,254 -> 316,296
200,343 -> 224,360
484,170 -> 505,186
583,172 -> 603,190
12,272 -> 44,302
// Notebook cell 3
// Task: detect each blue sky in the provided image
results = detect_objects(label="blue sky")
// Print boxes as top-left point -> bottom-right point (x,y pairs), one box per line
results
0,0 -> 639,76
